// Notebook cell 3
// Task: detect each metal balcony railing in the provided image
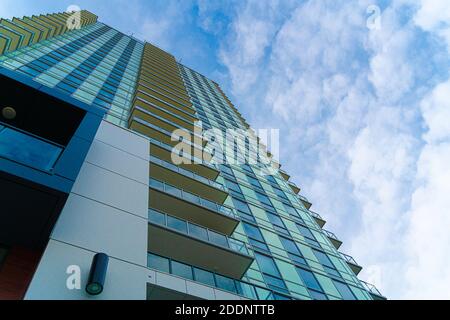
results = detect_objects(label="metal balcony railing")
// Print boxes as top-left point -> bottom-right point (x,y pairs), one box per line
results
360,280 -> 384,297
322,229 -> 339,241
340,252 -> 360,266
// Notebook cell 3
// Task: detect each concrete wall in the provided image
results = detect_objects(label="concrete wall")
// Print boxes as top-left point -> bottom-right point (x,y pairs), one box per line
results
25,121 -> 151,300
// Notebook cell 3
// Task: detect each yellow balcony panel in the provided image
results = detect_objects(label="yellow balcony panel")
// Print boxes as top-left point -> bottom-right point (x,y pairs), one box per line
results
30,16 -> 56,38
139,71 -> 191,100
134,89 -> 195,116
11,18 -> 42,44
323,230 -> 342,250
131,108 -> 185,137
129,117 -> 205,158
141,59 -> 180,80
150,142 -> 220,181
150,158 -> 228,204
0,27 -> 21,52
132,101 -> 195,132
0,36 -> 7,55
134,97 -> 197,125
148,211 -> 252,279
299,195 -> 312,210
37,15 -> 62,36
45,14 -> 67,33
309,211 -> 326,228
341,253 -> 362,276
279,168 -> 290,181
140,64 -> 185,89
23,17 -> 50,40
139,79 -> 192,106
149,180 -> 239,236
0,20 -> 32,48
288,181 -> 300,194
137,85 -> 189,110
142,55 -> 179,73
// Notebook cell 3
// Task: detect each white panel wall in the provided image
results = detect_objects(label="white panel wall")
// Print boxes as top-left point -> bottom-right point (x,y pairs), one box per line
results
26,121 -> 150,300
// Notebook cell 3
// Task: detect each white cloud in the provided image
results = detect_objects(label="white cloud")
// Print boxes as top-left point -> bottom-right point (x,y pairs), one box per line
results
218,0 -> 450,299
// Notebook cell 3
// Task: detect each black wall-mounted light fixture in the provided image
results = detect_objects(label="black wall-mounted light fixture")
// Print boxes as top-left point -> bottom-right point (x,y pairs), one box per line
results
86,253 -> 109,296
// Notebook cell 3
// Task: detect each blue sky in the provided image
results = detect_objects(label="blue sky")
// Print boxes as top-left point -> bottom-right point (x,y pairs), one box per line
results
2,0 -> 450,299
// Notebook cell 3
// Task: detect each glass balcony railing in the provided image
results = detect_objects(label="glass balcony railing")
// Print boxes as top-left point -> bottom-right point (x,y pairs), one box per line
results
148,209 -> 248,255
149,178 -> 238,219
149,155 -> 226,192
0,122 -> 64,172
147,252 -> 292,300
148,137 -> 217,170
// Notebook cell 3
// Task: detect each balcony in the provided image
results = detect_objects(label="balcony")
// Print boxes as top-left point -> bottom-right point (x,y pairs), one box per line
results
360,281 -> 386,300
149,178 -> 239,235
147,252 -> 292,300
279,168 -> 290,181
149,137 -> 220,180
340,252 -> 363,276
288,180 -> 300,194
309,211 -> 326,228
322,229 -> 342,250
148,209 -> 254,279
149,156 -> 228,204
298,194 -> 312,209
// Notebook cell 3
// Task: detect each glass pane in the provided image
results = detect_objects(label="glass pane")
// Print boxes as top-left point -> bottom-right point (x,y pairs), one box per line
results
194,268 -> 215,287
255,287 -> 274,300
167,215 -> 187,233
148,210 -> 165,225
263,274 -> 288,292
333,280 -> 356,300
297,268 -> 322,292
254,253 -> 281,277
172,261 -> 193,280
201,198 -> 217,211
147,253 -> 170,273
149,179 -> 164,190
189,223 -> 208,241
166,184 -> 182,197
309,289 -> 328,300
208,231 -> 228,248
0,127 -> 62,171
184,191 -> 200,204
215,274 -> 237,293
236,282 -> 258,299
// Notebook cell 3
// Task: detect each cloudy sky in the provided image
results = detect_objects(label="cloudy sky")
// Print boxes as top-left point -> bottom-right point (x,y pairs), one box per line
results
2,0 -> 449,299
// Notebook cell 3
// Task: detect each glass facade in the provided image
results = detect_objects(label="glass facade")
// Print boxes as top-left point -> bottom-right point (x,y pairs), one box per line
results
0,10 -> 384,300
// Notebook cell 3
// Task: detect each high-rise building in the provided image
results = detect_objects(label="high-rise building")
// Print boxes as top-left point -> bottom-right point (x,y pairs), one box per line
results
0,10 -> 384,300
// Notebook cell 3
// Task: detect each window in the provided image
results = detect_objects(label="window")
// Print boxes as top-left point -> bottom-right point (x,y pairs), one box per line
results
172,261 -> 193,280
147,253 -> 170,273
296,224 -> 321,247
313,249 -> 340,277
247,175 -> 262,189
333,280 -> 356,300
224,179 -> 242,194
255,192 -> 273,208
232,197 -> 251,215
273,187 -> 288,200
215,274 -> 237,293
279,237 -> 307,266
194,267 -> 215,287
267,213 -> 289,236
243,223 -> 269,252
296,268 -> 327,300
254,253 -> 288,293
